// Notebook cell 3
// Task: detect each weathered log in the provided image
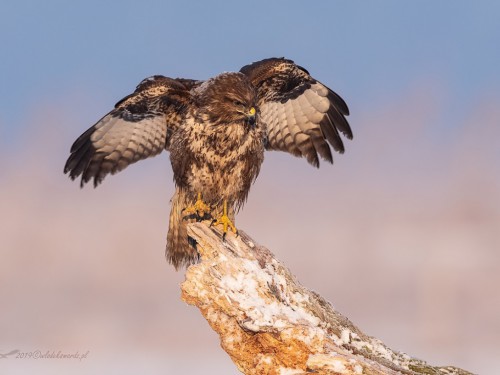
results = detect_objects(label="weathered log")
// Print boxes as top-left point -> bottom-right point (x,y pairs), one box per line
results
181,223 -> 474,375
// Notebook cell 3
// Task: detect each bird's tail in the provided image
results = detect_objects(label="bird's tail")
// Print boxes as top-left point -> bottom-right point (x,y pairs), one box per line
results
166,188 -> 199,269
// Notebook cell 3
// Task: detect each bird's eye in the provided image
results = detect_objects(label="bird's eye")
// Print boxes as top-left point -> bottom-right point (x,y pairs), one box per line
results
233,100 -> 244,106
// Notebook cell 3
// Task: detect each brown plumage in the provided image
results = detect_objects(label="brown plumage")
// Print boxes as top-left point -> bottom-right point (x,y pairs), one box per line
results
64,57 -> 352,269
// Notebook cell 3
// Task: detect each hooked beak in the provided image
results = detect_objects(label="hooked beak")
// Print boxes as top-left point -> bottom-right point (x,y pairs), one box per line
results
247,107 -> 256,127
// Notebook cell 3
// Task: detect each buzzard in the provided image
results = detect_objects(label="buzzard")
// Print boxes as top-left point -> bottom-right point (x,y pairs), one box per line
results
64,58 -> 352,269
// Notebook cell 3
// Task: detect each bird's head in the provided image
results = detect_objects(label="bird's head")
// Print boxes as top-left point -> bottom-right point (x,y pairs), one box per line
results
196,72 -> 258,128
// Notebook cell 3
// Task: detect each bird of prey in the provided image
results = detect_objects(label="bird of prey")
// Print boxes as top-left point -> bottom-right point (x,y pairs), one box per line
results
64,57 -> 352,269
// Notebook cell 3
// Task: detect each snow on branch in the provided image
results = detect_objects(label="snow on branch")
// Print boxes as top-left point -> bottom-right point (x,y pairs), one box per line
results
181,223 -> 474,375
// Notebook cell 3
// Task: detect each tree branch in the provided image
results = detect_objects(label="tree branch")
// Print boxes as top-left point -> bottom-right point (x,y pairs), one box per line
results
181,223 -> 474,375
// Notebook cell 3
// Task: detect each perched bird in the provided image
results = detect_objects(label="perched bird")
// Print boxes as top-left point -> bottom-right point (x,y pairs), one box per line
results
64,57 -> 352,269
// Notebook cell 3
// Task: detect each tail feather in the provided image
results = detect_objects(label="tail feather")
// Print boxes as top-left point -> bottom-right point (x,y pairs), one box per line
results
166,188 -> 199,269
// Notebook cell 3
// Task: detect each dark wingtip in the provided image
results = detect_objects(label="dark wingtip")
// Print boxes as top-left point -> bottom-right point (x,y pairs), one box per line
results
305,152 -> 320,168
327,104 -> 353,141
63,161 -> 70,175
319,114 -> 346,155
92,176 -> 102,189
327,89 -> 350,116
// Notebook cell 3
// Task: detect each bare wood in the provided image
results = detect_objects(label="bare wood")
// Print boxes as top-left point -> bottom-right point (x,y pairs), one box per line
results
181,223 -> 474,375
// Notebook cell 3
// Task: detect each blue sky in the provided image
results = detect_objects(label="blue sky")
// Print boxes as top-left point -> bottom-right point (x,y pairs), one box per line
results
1,0 -> 500,146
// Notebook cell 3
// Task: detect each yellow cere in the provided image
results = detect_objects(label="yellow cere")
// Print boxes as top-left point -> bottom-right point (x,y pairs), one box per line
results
249,107 -> 256,115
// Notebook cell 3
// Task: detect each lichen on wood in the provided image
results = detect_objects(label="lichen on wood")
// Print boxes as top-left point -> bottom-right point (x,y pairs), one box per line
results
180,223 -> 474,375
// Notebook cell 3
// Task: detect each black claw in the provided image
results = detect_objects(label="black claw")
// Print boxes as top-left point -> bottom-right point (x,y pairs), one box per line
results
222,232 -> 227,241
201,212 -> 212,221
235,231 -> 239,238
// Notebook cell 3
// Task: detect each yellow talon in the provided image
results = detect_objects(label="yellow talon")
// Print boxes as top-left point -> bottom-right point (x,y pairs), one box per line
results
183,192 -> 211,220
212,200 -> 237,237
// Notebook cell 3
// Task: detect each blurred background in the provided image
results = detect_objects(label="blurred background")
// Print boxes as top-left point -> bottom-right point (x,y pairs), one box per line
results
1,1 -> 499,374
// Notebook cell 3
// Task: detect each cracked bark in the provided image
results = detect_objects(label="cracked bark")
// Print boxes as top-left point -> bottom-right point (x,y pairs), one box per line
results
180,223 -> 474,375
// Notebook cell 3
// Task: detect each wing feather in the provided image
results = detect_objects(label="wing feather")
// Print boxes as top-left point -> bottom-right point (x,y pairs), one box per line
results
240,58 -> 351,167
293,94 -> 333,162
64,76 -> 197,187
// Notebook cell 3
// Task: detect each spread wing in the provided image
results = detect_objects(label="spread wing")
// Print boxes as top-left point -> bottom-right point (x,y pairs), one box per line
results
240,58 -> 352,167
64,76 -> 199,187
